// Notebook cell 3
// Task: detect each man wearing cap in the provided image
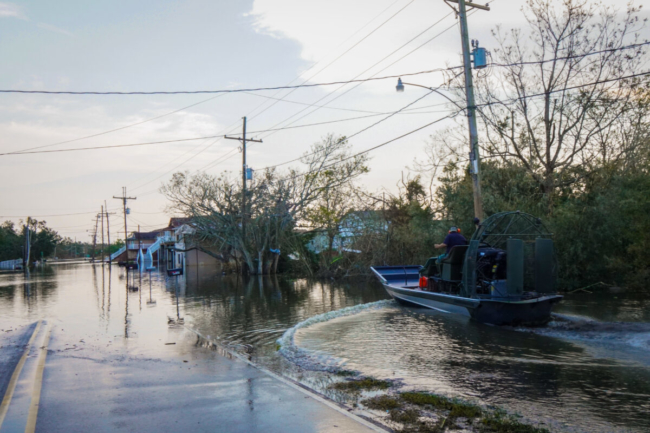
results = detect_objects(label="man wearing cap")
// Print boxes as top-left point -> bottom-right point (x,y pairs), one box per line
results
434,226 -> 467,264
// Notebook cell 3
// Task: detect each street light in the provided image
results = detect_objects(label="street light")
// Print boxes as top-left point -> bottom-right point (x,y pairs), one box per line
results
395,78 -> 463,110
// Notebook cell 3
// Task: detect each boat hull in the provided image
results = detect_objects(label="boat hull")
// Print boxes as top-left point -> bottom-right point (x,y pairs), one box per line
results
383,284 -> 561,326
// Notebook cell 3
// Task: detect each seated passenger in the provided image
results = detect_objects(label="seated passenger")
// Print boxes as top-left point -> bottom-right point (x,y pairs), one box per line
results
434,227 -> 467,264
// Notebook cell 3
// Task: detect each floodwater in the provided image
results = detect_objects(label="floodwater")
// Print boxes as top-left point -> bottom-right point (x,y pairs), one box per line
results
1,264 -> 649,432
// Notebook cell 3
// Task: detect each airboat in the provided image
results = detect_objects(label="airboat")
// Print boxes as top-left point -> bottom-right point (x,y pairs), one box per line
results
371,211 -> 563,326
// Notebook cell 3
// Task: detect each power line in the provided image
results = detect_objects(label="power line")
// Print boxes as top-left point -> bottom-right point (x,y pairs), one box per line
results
0,135 -> 225,156
294,0 -> 416,87
250,10 -> 462,145
134,69 -> 650,198
194,10 -> 460,179
489,40 -> 650,69
5,94 -> 228,155
277,110 -> 463,183
0,68 -> 452,96
126,4 -> 443,189
262,81 -> 449,170
4,67 -> 643,162
0,211 -> 98,217
0,109 -> 452,157
262,73 -> 461,170
475,70 -> 650,109
241,0 -> 417,123
9,38 -> 644,157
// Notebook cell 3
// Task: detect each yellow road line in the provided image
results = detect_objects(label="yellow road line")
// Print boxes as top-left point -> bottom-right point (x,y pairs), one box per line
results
0,321 -> 42,429
25,325 -> 51,433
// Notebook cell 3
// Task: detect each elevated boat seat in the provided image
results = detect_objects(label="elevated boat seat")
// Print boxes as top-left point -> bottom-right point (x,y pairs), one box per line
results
440,245 -> 468,281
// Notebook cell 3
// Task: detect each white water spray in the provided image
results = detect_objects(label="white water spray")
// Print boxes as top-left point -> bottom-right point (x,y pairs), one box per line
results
277,299 -> 394,371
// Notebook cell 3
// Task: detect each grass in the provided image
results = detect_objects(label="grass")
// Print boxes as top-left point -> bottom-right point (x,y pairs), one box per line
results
362,395 -> 402,410
479,412 -> 550,433
390,408 -> 420,424
328,377 -> 392,393
400,392 -> 482,419
353,388 -> 548,433
398,419 -> 447,433
334,369 -> 358,377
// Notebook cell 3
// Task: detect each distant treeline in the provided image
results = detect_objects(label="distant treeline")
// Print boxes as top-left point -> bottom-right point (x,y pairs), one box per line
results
0,219 -> 60,262
0,219 -> 125,262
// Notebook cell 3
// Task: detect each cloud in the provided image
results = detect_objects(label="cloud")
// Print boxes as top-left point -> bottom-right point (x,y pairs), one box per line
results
0,2 -> 26,19
37,22 -> 73,36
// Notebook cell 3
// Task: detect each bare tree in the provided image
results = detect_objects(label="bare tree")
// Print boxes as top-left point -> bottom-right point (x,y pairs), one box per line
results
434,0 -> 648,207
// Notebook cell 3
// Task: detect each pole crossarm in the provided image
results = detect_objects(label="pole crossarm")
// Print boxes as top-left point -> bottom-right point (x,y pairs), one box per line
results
224,136 -> 263,143
113,187 -> 137,257
445,0 -> 490,11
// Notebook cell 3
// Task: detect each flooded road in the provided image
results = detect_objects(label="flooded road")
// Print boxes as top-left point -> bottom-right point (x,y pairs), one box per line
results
1,264 -> 649,432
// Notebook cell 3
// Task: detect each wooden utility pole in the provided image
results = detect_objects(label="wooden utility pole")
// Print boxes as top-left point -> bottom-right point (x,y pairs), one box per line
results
104,200 -> 115,264
445,0 -> 489,220
113,187 -> 136,261
100,206 -> 105,262
92,214 -> 99,262
23,224 -> 30,269
225,117 -> 262,242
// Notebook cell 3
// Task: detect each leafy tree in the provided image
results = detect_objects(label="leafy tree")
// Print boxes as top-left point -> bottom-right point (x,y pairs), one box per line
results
162,134 -> 368,275
0,221 -> 22,261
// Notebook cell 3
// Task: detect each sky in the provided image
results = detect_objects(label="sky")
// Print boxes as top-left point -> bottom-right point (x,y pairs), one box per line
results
0,0 -> 647,243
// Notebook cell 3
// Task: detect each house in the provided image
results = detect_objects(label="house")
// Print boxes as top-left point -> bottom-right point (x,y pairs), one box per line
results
171,220 -> 222,269
109,217 -> 222,271
306,210 -> 387,254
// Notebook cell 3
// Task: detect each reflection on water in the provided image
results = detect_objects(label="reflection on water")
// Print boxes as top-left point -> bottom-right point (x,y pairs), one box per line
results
1,265 -> 649,432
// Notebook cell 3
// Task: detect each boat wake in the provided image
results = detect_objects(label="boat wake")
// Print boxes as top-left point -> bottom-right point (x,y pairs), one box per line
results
513,313 -> 650,352
276,299 -> 394,371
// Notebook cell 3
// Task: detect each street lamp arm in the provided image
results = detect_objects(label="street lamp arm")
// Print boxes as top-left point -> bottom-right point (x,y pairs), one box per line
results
401,81 -> 465,111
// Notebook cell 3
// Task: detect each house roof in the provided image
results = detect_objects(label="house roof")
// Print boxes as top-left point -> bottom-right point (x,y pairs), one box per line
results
169,217 -> 192,228
132,231 -> 159,241
344,210 -> 382,219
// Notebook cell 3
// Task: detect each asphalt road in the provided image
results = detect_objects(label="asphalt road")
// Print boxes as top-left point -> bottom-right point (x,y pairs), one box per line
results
0,322 -> 383,433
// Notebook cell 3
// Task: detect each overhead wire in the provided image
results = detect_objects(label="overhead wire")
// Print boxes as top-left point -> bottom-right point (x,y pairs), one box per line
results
0,68 -> 453,96
254,67 -> 649,182
0,211 -> 99,218
130,1 -> 420,191
10,38 -> 644,157
272,110 -> 463,184
264,11 -> 477,140
194,7 -> 461,175
260,70 -> 462,172
4,94 -> 229,155
237,0 -> 418,125
0,135 -> 226,156
250,11 -> 458,144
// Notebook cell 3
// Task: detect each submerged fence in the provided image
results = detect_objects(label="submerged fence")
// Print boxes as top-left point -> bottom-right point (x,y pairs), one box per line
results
0,259 -> 22,270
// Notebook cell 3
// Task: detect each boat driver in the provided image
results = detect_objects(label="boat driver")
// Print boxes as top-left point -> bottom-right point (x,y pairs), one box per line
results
434,226 -> 467,264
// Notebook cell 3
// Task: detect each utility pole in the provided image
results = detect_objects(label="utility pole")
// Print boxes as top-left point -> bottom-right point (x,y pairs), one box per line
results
92,215 -> 99,262
446,0 -> 489,220
225,117 -> 262,243
114,187 -> 136,262
23,224 -> 30,269
100,206 -> 105,262
104,200 -> 114,264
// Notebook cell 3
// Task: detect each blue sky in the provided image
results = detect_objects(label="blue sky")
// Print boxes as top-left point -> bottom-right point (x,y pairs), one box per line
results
0,0 -> 646,240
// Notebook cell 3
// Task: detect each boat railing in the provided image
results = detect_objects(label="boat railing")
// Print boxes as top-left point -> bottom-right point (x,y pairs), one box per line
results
370,265 -> 421,287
